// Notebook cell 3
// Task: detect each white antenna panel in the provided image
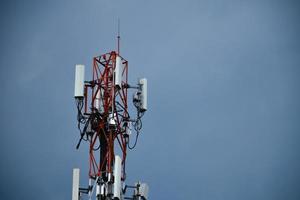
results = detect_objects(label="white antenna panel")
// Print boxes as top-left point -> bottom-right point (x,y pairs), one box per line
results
115,56 -> 122,89
72,168 -> 80,200
139,78 -> 147,111
74,64 -> 85,98
95,89 -> 103,112
113,155 -> 122,200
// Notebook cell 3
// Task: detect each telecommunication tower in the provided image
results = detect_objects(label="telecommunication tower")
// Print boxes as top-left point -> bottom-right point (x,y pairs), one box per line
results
72,33 -> 149,200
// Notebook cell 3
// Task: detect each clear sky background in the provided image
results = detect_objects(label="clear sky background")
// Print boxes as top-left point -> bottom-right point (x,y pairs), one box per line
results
0,0 -> 300,200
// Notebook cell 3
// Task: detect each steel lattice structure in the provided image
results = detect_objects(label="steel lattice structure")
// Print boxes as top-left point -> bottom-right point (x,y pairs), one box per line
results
73,44 -> 148,200
84,51 -> 129,180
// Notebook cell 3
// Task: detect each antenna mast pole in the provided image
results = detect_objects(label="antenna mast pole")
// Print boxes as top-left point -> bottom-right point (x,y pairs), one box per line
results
117,19 -> 120,54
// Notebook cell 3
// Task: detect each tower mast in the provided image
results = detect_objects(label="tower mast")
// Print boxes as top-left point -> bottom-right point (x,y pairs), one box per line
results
72,29 -> 149,200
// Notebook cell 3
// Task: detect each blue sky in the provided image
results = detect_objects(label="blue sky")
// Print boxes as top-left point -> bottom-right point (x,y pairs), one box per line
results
0,0 -> 300,200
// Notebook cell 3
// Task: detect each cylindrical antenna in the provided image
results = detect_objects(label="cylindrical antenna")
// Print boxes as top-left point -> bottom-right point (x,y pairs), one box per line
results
117,18 -> 120,54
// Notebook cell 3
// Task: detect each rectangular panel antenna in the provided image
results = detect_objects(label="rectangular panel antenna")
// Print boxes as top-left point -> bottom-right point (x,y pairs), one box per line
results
139,78 -> 147,111
113,155 -> 122,199
74,65 -> 85,98
115,56 -> 122,89
72,168 -> 80,200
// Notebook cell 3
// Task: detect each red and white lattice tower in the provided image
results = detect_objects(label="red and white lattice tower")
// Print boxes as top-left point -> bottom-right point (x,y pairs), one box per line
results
72,36 -> 149,200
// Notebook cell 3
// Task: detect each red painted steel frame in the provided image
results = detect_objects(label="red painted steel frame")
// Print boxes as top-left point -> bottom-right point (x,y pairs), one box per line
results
84,51 -> 129,181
